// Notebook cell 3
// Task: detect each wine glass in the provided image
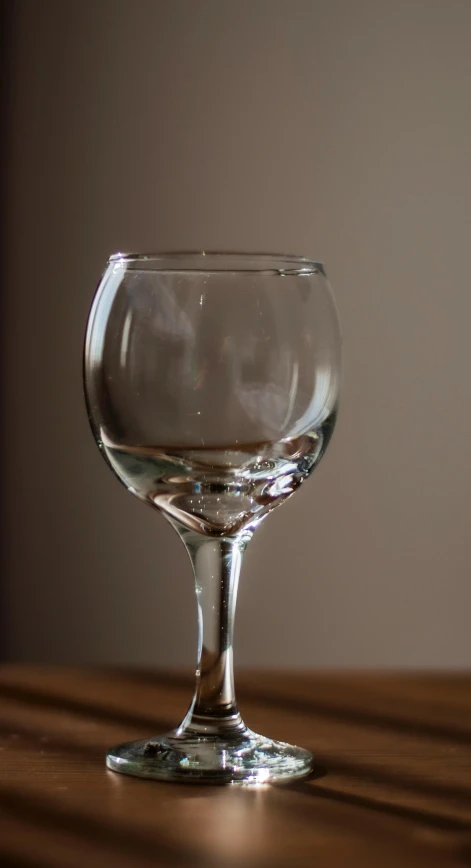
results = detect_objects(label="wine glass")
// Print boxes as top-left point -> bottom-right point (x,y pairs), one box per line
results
84,251 -> 341,784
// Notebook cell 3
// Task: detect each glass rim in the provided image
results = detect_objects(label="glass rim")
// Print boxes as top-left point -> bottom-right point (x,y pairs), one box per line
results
108,250 -> 324,275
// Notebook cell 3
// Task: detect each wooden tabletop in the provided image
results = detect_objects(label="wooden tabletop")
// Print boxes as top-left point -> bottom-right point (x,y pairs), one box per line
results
1,668 -> 471,868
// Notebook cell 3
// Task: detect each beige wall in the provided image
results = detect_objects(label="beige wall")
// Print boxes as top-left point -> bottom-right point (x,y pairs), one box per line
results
4,0 -> 471,669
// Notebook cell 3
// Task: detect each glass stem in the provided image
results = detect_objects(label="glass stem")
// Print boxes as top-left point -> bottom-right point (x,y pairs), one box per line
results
174,526 -> 252,737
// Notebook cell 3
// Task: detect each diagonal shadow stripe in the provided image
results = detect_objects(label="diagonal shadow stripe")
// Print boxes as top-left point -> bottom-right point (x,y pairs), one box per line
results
321,754 -> 471,807
236,684 -> 471,747
0,718 -> 109,761
0,682 -> 176,733
112,668 -> 471,748
4,673 -> 471,827
286,779 -> 471,834
5,712 -> 471,840
0,786 -> 207,868
3,772 -> 468,868
3,705 -> 471,852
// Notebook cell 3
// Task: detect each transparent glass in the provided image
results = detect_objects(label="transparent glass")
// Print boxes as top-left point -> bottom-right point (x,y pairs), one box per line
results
84,251 -> 341,784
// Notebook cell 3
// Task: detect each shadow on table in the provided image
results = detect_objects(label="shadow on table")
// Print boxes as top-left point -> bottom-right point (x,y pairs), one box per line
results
116,668 -> 471,747
285,771 -> 471,834
3,668 -> 471,857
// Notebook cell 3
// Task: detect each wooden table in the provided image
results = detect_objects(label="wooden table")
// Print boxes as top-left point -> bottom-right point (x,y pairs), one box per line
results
1,668 -> 471,867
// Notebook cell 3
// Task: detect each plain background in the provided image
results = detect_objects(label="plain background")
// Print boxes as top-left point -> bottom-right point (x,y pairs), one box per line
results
3,0 -> 471,670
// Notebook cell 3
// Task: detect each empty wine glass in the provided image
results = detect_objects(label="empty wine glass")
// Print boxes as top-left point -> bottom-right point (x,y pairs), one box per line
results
84,251 -> 341,784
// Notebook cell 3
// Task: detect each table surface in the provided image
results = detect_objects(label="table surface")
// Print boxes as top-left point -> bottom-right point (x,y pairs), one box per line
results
1,667 -> 471,867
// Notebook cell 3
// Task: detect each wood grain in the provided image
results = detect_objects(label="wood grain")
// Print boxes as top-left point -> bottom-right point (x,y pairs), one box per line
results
1,667 -> 471,867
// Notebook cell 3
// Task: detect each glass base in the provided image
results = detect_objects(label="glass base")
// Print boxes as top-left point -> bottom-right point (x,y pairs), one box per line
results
106,727 -> 313,784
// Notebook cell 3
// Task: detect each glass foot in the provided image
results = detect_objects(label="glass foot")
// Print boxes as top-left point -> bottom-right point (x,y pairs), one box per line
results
106,728 -> 313,784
